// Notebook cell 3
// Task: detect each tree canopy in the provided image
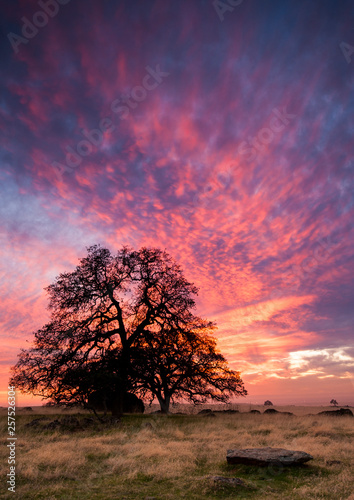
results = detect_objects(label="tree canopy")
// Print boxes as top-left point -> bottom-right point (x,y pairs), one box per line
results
264,400 -> 273,406
131,320 -> 246,413
10,245 -> 247,415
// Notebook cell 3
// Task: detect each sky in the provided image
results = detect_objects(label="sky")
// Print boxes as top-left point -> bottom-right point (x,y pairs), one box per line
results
0,0 -> 353,406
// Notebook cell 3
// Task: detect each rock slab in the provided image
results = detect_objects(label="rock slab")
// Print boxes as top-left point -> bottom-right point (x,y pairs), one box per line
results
226,447 -> 313,466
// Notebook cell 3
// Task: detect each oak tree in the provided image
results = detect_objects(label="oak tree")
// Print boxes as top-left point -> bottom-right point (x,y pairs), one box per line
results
10,245 -> 246,415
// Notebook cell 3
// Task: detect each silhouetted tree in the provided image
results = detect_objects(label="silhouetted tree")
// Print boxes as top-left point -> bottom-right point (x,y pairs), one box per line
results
10,245 -> 200,416
11,245 -> 247,416
131,320 -> 247,413
264,400 -> 273,406
330,399 -> 338,407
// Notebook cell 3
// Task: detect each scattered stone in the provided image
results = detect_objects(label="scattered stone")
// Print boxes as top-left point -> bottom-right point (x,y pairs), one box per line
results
43,416 -> 82,430
326,460 -> 342,466
82,417 -> 95,426
107,417 -> 121,425
318,408 -> 353,417
209,475 -> 246,488
142,422 -> 154,430
44,419 -> 61,430
61,416 -> 81,427
88,390 -> 144,414
263,409 -> 293,415
226,447 -> 313,466
314,431 -> 334,438
25,417 -> 46,427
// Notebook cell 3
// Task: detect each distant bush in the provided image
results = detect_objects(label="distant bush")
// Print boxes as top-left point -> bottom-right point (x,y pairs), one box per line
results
264,400 -> 273,406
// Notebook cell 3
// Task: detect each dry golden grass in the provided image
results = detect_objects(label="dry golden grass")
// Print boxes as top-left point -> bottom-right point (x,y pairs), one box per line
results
0,406 -> 353,499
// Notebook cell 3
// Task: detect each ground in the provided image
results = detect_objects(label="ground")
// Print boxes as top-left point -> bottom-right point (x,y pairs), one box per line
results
0,404 -> 353,499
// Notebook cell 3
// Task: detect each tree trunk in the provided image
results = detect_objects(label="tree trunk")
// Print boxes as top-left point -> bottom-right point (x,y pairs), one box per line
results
157,394 -> 170,414
111,350 -> 130,417
111,386 -> 124,417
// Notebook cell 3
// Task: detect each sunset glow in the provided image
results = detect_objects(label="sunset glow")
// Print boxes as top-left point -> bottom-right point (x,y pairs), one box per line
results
1,0 -> 353,406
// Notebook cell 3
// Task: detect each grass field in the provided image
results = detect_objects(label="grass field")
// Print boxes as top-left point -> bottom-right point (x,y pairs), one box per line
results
1,405 -> 354,499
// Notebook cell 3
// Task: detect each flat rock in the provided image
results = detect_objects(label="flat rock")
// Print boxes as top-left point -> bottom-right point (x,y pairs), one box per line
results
226,447 -> 313,466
